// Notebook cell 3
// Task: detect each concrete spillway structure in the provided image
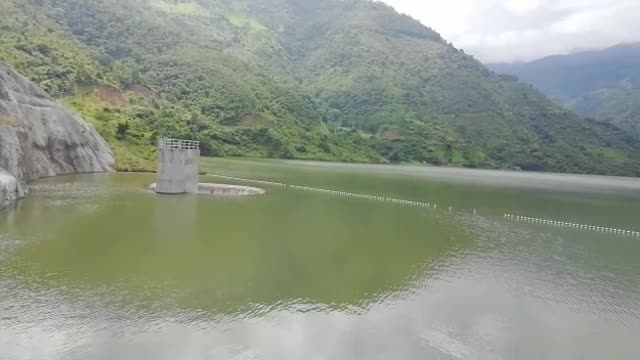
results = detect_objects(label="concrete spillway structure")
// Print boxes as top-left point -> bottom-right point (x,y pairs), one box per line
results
155,138 -> 200,194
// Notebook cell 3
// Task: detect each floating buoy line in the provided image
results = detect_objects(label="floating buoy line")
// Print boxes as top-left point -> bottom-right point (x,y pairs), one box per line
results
209,175 -> 437,208
504,214 -> 639,238
208,175 -> 639,237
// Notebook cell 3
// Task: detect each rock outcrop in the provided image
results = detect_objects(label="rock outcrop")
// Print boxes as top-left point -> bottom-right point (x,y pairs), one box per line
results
0,61 -> 114,209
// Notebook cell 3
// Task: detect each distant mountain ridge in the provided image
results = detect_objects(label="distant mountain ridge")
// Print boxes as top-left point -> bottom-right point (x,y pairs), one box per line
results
488,43 -> 640,138
1,0 -> 640,176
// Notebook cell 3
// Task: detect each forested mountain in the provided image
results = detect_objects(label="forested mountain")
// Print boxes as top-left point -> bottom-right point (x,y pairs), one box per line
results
1,0 -> 640,176
489,43 -> 640,140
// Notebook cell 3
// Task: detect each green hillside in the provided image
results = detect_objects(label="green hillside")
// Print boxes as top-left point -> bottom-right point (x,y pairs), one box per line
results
2,0 -> 640,176
489,43 -> 640,141
569,88 -> 640,139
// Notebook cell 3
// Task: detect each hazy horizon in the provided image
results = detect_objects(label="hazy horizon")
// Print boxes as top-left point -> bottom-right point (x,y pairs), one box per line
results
484,41 -> 640,64
382,0 -> 640,63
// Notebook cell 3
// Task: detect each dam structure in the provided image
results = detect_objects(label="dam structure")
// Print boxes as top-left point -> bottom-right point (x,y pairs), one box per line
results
155,138 -> 200,194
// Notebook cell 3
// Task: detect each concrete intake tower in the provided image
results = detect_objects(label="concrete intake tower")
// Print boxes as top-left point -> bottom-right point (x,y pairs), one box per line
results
155,138 -> 200,194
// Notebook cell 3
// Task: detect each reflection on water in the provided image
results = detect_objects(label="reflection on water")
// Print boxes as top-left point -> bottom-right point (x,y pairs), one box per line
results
153,193 -> 199,243
1,160 -> 640,359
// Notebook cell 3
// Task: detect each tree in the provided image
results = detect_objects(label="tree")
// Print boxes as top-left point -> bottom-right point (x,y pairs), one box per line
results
116,121 -> 130,139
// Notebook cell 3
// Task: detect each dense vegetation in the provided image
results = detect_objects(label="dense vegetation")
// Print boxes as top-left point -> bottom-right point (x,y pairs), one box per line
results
489,43 -> 640,140
1,0 -> 640,176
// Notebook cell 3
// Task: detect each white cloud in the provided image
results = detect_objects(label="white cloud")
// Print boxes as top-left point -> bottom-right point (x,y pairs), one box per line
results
382,0 -> 640,62
503,0 -> 542,15
380,0 -> 475,37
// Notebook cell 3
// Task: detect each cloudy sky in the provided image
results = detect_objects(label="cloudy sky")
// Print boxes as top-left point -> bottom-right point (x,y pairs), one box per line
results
382,0 -> 640,63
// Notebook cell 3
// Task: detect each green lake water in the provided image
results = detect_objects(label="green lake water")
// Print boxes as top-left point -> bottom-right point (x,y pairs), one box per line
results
1,158 -> 640,359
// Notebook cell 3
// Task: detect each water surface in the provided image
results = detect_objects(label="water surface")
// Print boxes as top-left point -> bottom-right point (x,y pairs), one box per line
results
1,158 -> 640,359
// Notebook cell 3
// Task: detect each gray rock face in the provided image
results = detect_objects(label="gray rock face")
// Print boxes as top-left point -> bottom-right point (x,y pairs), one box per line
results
0,61 -> 114,209
0,170 -> 27,210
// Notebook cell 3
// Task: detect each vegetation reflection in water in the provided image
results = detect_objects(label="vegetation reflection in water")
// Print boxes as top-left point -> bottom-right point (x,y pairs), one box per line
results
1,158 -> 640,359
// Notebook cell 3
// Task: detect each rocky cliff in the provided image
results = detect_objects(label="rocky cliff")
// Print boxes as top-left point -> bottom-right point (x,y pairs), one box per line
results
0,61 -> 114,209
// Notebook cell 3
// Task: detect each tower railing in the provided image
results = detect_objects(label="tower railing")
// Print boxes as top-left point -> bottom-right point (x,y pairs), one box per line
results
158,138 -> 200,151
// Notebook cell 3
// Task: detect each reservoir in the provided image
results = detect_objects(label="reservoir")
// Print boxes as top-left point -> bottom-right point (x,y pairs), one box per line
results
1,158 -> 640,359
